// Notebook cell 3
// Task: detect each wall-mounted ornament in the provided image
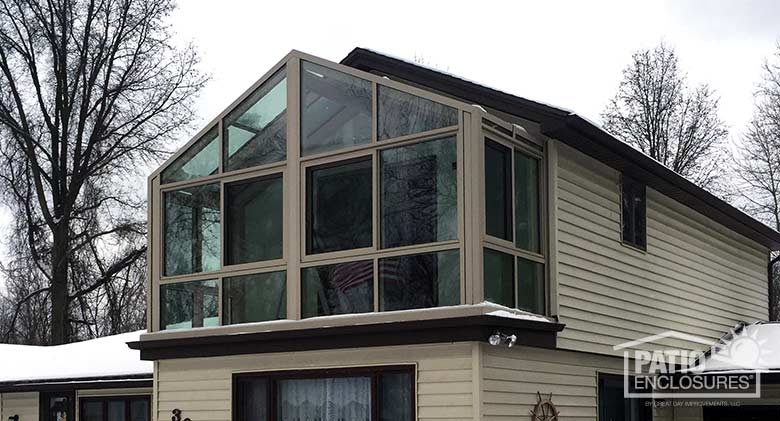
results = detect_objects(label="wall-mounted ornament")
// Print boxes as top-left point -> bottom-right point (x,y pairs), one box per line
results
530,392 -> 559,421
171,409 -> 190,421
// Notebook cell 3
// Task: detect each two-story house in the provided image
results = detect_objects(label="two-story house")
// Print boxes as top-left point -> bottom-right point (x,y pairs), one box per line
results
128,48 -> 780,421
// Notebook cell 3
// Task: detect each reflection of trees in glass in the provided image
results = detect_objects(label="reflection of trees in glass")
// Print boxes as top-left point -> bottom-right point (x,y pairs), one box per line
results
301,61 -> 372,156
162,127 -> 219,183
161,280 -> 218,330
226,175 -> 283,265
381,137 -> 457,248
164,184 -> 220,276
307,158 -> 372,254
378,86 -> 458,140
223,271 -> 286,324
224,70 -> 287,171
514,152 -> 540,252
380,250 -> 459,311
302,261 -> 373,317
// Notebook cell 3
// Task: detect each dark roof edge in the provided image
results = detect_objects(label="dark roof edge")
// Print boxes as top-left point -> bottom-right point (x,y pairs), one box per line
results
0,374 -> 152,393
341,47 -> 780,250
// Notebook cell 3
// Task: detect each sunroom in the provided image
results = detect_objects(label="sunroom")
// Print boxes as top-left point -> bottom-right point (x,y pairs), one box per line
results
146,50 -> 555,337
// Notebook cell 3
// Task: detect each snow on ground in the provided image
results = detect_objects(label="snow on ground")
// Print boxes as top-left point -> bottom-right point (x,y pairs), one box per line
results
0,330 -> 152,383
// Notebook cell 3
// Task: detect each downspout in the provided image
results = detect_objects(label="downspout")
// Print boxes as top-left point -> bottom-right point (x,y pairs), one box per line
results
769,254 -> 780,321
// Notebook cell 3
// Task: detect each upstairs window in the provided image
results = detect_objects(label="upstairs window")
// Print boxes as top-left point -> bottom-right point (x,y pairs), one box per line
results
161,127 -> 219,184
164,183 -> 220,276
621,175 -> 646,250
377,85 -> 458,140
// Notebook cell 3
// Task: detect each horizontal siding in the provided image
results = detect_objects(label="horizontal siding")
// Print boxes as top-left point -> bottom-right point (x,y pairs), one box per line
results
555,143 -> 769,356
156,343 -> 475,421
1,392 -> 38,421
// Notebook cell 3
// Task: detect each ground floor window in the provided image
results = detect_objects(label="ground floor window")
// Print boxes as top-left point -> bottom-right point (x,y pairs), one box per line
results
598,374 -> 652,421
41,392 -> 74,421
234,366 -> 414,421
79,396 -> 150,421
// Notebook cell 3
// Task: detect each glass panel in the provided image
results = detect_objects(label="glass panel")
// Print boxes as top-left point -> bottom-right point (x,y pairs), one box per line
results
301,61 -> 372,156
237,378 -> 268,421
514,151 -> 540,252
301,260 -> 373,318
223,271 -> 286,324
225,174 -> 283,265
129,400 -> 149,421
306,157 -> 372,254
160,279 -> 219,330
47,396 -> 70,421
107,401 -> 125,421
379,249 -> 459,311
380,137 -> 457,248
378,372 -> 412,421
378,85 -> 458,140
622,177 -> 647,249
224,68 -> 287,171
483,249 -> 514,308
278,377 -> 371,420
164,183 -> 220,276
517,258 -> 544,314
82,402 -> 103,421
161,127 -> 219,184
484,139 -> 512,241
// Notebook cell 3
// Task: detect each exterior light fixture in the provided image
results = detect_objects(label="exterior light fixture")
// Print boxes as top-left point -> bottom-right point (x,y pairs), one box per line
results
488,331 -> 517,348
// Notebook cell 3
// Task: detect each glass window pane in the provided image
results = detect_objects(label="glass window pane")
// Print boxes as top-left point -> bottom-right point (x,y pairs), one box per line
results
517,258 -> 545,314
161,127 -> 219,184
301,61 -> 372,156
164,183 -> 220,276
380,137 -> 457,248
379,250 -> 459,311
224,68 -> 287,171
378,85 -> 458,140
515,151 -> 541,252
278,377 -> 371,420
82,402 -> 103,421
160,279 -> 219,330
306,157 -> 372,254
485,139 -> 512,241
237,378 -> 268,421
223,271 -> 286,325
129,400 -> 149,421
483,249 -> 514,308
46,395 -> 71,421
301,260 -> 373,318
225,175 -> 283,265
378,372 -> 413,421
107,401 -> 125,421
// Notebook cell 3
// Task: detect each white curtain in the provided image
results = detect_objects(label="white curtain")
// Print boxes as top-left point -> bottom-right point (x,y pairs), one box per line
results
278,377 -> 370,421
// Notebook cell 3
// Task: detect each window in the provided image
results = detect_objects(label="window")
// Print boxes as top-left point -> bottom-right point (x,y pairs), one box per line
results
483,249 -> 545,314
161,127 -> 219,184
234,366 -> 413,421
223,271 -> 286,324
41,392 -> 74,421
225,174 -> 283,265
378,85 -> 457,140
301,61 -> 372,156
598,374 -> 651,421
160,279 -> 219,330
306,157 -> 372,254
79,396 -> 150,421
224,68 -> 287,171
515,151 -> 540,252
164,183 -> 220,276
484,139 -> 512,240
379,250 -> 459,311
621,175 -> 646,249
380,137 -> 457,248
301,260 -> 373,318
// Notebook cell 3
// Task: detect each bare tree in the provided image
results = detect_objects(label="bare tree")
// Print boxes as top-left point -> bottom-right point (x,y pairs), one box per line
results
602,43 -> 728,189
0,0 -> 207,344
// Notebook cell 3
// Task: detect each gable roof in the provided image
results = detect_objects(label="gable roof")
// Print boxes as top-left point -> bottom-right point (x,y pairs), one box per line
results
341,48 -> 780,250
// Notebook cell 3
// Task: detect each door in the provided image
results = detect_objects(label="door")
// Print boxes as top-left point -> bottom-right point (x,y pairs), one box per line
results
79,396 -> 150,421
704,405 -> 780,421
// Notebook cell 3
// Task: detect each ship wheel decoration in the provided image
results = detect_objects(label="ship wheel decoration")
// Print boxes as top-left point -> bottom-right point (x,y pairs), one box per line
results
530,392 -> 559,421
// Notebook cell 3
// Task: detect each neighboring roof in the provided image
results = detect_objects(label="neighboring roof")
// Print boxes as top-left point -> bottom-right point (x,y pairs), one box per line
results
0,330 -> 152,389
341,48 -> 780,250
701,322 -> 780,373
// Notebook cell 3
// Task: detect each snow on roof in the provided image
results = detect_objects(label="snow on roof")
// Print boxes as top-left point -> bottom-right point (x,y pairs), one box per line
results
701,322 -> 780,373
0,330 -> 152,384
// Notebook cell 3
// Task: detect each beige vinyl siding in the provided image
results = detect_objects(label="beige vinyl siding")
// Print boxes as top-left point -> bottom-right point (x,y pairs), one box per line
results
555,143 -> 769,356
156,343 -> 476,421
1,392 -> 38,421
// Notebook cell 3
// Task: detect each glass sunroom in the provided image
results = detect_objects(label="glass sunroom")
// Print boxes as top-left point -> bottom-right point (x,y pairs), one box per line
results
148,51 -> 550,333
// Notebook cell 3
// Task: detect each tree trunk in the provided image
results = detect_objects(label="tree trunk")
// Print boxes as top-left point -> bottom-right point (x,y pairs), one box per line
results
50,224 -> 69,345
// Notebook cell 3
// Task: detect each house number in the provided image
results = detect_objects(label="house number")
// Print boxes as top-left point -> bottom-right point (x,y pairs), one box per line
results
172,409 -> 191,421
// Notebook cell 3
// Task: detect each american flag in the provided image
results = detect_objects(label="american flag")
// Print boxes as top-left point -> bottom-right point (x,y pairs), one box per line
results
329,260 -> 374,292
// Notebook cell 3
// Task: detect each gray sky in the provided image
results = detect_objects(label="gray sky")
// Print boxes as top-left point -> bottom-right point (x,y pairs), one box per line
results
170,0 -> 780,147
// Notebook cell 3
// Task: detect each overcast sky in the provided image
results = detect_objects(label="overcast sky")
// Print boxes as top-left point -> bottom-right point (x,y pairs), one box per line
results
170,0 -> 780,148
